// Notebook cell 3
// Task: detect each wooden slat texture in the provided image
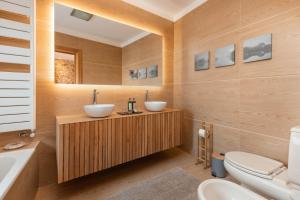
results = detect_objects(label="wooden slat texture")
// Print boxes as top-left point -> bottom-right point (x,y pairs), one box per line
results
69,124 -> 75,180
79,122 -> 85,177
0,62 -> 30,73
0,36 -> 30,48
57,125 -> 64,183
84,122 -> 89,175
89,121 -> 95,173
102,120 -> 107,169
56,110 -> 182,183
93,121 -> 99,173
63,124 -> 69,182
74,123 -> 80,178
98,121 -> 103,171
0,9 -> 30,24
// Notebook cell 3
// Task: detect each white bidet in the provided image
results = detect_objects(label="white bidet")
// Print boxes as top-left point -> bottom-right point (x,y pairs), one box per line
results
197,179 -> 267,200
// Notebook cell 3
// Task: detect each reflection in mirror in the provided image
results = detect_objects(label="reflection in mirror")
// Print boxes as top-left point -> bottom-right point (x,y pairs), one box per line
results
54,3 -> 162,86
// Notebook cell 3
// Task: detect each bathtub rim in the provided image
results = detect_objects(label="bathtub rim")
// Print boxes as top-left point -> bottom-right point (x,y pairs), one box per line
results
0,146 -> 37,200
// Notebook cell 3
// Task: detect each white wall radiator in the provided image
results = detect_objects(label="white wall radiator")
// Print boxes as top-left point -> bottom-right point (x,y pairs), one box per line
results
0,0 -> 35,132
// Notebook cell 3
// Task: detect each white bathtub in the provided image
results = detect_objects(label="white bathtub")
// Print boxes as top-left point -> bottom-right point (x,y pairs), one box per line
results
0,148 -> 35,200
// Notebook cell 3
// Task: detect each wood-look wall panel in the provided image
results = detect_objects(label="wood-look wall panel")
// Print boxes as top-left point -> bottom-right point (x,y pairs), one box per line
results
79,122 -> 85,177
174,0 -> 300,163
69,123 -> 75,180
84,122 -> 89,175
94,121 -> 99,173
98,121 -> 103,171
147,115 -> 153,154
0,63 -> 30,73
57,125 -> 64,183
74,123 -> 80,178
55,32 -> 122,85
107,119 -> 112,168
102,120 -> 107,169
122,117 -> 127,163
111,119 -> 116,166
122,34 -> 162,86
56,110 -> 182,183
89,121 -> 95,173
0,36 -> 30,49
0,9 -> 30,24
63,124 -> 69,181
115,118 -> 122,165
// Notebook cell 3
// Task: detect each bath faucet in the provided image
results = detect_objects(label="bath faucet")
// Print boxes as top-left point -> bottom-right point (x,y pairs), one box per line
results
145,90 -> 149,101
93,89 -> 99,104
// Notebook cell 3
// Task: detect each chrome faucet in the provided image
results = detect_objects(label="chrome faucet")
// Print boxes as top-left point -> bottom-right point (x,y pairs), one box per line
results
93,89 -> 98,104
145,90 -> 149,102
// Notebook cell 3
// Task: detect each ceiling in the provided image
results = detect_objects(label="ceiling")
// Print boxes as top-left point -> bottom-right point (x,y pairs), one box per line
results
122,0 -> 207,22
55,4 -> 150,48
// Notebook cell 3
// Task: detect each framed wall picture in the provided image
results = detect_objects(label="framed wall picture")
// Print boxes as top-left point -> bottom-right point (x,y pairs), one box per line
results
148,64 -> 158,78
243,33 -> 272,63
129,69 -> 138,80
194,51 -> 209,71
138,67 -> 147,79
215,44 -> 235,67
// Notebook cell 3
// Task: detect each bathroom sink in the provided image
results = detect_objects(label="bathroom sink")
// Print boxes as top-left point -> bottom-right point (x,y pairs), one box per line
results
84,104 -> 115,117
144,101 -> 167,112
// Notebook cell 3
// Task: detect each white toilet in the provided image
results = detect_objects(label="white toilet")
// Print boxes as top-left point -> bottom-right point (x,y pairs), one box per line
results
224,126 -> 300,200
198,179 -> 267,200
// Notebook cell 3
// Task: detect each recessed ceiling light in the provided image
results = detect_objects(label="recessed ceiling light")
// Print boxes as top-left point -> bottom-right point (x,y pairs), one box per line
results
70,9 -> 93,21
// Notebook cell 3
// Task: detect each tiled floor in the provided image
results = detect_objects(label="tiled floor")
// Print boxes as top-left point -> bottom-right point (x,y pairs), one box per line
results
35,148 -> 215,200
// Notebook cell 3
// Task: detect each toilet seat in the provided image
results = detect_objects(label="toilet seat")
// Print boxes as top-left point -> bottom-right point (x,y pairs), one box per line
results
225,151 -> 285,180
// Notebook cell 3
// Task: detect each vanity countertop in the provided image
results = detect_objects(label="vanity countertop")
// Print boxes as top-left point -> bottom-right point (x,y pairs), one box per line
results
56,108 -> 181,125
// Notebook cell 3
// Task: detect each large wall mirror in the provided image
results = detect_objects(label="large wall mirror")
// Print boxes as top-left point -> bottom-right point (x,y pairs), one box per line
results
54,3 -> 163,86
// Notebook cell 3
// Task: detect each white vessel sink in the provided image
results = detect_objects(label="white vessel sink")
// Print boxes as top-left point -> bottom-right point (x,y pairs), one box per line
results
144,101 -> 167,112
197,179 -> 267,200
84,104 -> 115,118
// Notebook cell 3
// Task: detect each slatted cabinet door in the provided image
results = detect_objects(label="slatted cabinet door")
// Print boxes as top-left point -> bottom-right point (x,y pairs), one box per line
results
56,110 -> 182,183
0,0 -> 35,132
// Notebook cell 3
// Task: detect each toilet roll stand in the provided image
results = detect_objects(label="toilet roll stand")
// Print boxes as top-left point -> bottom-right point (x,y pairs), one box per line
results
196,122 -> 213,169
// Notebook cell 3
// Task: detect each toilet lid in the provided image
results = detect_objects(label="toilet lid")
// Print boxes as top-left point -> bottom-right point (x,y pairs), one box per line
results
225,151 -> 284,175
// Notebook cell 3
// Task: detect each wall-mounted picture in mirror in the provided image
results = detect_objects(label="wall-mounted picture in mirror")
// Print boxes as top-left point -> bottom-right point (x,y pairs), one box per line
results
243,33 -> 272,63
138,68 -> 147,79
129,69 -> 138,80
215,44 -> 235,68
148,64 -> 158,78
194,51 -> 209,71
54,3 -> 162,86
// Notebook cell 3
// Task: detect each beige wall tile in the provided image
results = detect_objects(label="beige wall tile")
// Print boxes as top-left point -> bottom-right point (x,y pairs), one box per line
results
174,0 -> 300,165
240,76 -> 300,139
240,130 -> 289,164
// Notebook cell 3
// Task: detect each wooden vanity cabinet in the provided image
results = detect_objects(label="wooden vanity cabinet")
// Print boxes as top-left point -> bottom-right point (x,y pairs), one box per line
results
56,109 -> 182,183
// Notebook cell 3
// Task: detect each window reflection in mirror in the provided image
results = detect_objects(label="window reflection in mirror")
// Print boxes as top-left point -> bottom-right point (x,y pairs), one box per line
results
54,3 -> 162,86
55,46 -> 82,84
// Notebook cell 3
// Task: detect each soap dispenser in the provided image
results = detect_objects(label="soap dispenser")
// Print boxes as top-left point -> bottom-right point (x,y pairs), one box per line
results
128,98 -> 133,113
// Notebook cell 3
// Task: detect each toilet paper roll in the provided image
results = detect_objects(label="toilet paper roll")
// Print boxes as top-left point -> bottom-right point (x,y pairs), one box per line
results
198,128 -> 206,137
